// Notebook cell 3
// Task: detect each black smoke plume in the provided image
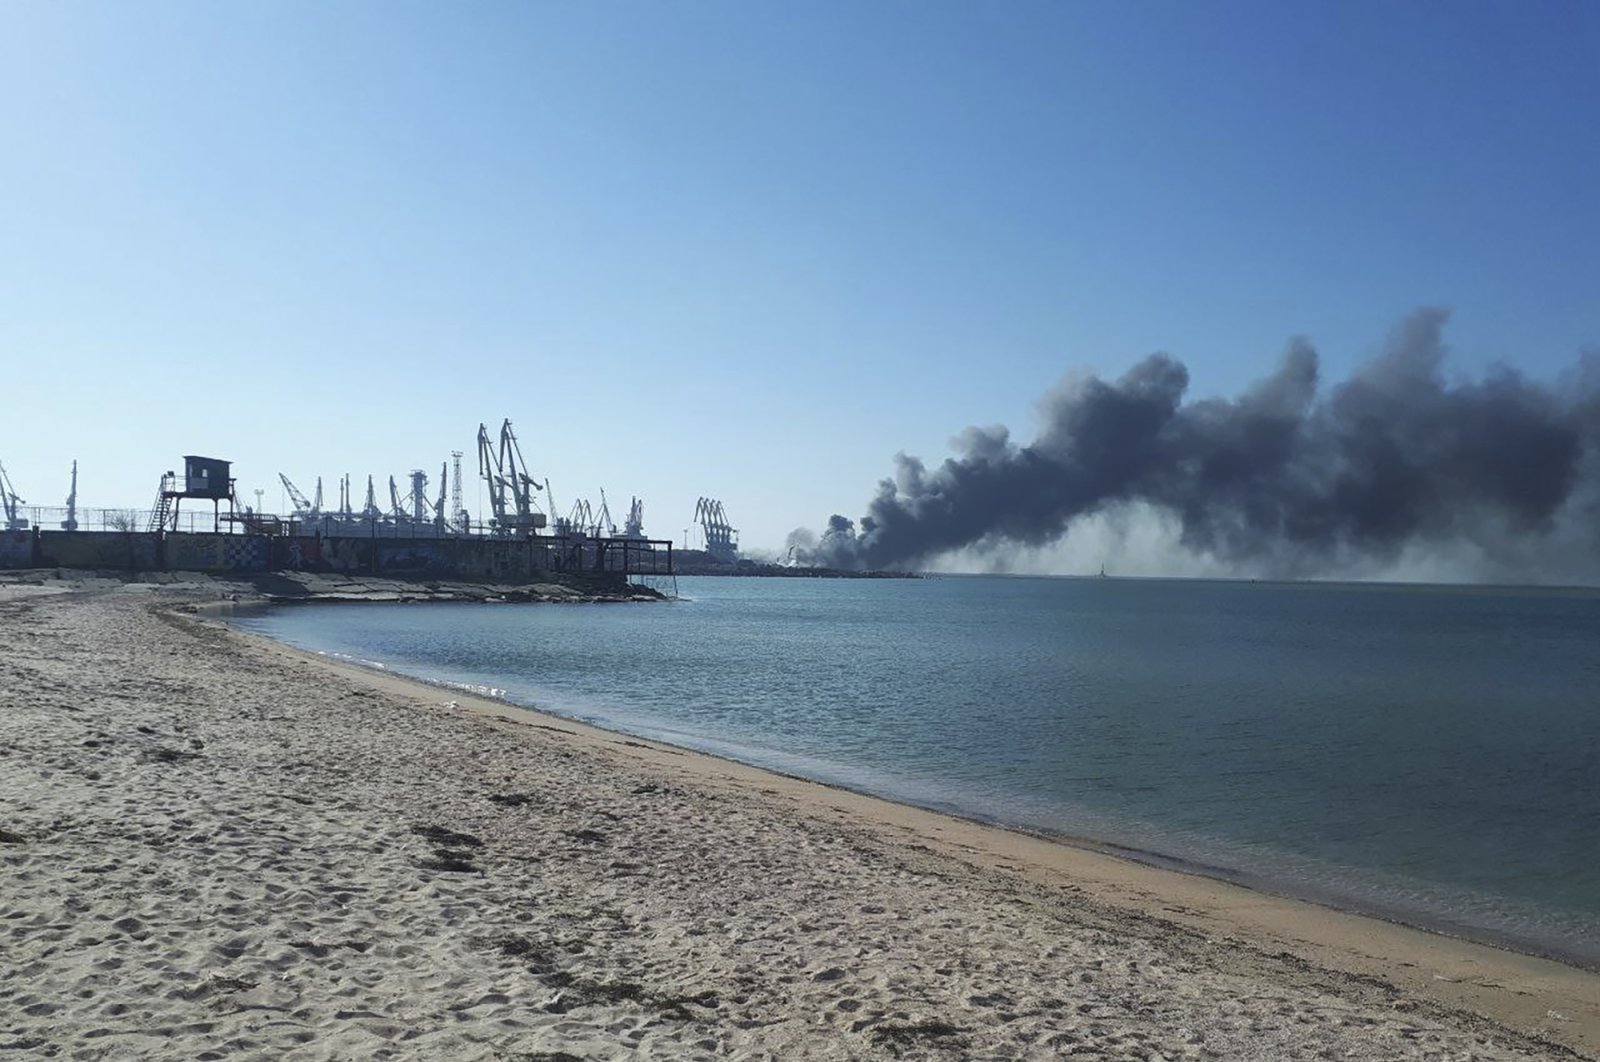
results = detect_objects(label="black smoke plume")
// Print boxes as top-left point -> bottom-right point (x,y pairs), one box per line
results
792,309 -> 1600,581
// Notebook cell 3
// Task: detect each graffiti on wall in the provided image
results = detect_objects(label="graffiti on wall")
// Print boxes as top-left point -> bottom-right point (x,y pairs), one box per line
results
165,533 -> 269,572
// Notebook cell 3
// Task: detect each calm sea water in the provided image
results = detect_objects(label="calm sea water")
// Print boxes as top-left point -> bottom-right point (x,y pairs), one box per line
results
234,575 -> 1600,966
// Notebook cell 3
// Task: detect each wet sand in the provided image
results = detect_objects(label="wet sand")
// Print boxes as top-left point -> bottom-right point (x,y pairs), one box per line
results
2,584 -> 1596,1059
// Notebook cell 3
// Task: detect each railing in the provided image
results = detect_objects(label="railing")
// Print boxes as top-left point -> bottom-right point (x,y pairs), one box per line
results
11,506 -> 149,534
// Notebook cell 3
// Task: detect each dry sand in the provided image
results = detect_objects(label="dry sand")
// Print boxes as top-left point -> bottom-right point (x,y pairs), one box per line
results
2,585 -> 1597,1060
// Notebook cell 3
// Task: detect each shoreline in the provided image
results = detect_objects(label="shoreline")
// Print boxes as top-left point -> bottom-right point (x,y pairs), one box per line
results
222,596 -> 1600,977
214,600 -> 1600,1056
6,583 -> 1597,1058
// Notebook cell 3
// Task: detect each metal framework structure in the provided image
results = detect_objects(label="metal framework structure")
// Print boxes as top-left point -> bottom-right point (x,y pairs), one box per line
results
477,420 -> 548,536
1,460 -> 27,531
279,474 -> 317,516
567,498 -> 596,537
406,470 -> 429,523
450,450 -> 467,531
693,497 -> 739,562
431,462 -> 450,530
622,496 -> 645,539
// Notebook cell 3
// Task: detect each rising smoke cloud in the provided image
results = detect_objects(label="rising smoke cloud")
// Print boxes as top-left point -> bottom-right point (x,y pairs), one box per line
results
790,309 -> 1600,583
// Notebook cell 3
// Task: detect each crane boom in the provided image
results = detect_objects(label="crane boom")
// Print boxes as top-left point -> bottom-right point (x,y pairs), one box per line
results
278,473 -> 314,515
388,476 -> 406,520
0,460 -> 27,530
434,461 -> 449,527
60,460 -> 78,530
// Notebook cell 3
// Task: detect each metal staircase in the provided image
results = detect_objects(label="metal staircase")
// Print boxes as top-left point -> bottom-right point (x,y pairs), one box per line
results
147,473 -> 175,533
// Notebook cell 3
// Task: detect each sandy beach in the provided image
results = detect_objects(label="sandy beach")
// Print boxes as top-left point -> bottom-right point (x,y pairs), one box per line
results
3,583 -> 1597,1060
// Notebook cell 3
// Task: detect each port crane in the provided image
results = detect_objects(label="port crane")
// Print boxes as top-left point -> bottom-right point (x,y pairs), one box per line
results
433,462 -> 450,530
567,498 -> 596,536
622,496 -> 645,539
388,476 -> 408,521
477,420 -> 548,536
60,461 -> 78,531
278,473 -> 318,516
693,497 -> 739,561
0,460 -> 27,531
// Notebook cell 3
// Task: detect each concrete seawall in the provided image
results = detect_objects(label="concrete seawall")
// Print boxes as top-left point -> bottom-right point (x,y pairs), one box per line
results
2,528 -> 671,584
0,567 -> 665,604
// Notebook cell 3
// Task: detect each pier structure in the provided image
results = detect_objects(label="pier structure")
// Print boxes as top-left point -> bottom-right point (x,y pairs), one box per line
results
3,442 -> 674,584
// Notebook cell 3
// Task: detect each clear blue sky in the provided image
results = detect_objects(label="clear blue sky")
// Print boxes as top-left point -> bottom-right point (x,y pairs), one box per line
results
3,1 -> 1596,555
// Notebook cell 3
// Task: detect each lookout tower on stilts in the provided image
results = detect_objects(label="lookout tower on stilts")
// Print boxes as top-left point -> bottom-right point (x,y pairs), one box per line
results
148,455 -> 237,533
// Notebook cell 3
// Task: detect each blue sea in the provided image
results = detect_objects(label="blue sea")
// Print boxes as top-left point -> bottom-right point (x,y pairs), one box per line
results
233,575 -> 1600,967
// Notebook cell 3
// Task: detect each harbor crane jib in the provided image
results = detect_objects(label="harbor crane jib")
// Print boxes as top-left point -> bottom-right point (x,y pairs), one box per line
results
278,473 -> 316,516
433,462 -> 450,530
61,460 -> 78,531
477,419 -> 548,536
0,460 -> 27,531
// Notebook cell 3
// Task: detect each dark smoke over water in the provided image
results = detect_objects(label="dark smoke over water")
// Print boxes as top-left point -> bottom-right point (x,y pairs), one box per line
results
790,309 -> 1600,583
